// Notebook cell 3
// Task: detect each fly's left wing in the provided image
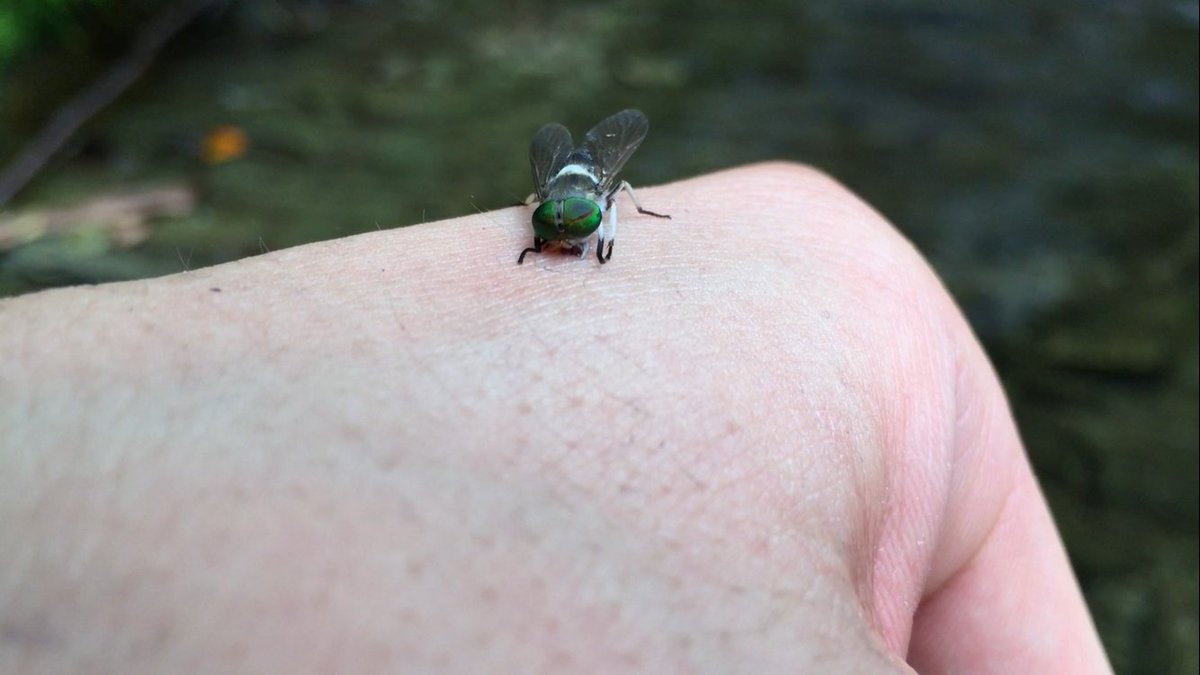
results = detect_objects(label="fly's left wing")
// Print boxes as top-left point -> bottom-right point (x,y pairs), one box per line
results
580,109 -> 650,195
529,123 -> 574,200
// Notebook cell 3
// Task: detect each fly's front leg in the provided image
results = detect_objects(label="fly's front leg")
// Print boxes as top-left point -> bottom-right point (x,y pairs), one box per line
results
518,236 -> 545,264
604,202 -> 618,263
596,228 -> 609,264
616,180 -> 671,219
595,201 -> 616,264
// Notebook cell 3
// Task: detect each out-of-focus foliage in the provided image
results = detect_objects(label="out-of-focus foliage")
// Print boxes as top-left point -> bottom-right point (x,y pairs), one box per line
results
0,0 -> 113,70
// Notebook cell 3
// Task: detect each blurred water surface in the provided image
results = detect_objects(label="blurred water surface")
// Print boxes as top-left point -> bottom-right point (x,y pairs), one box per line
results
1,1 -> 1196,671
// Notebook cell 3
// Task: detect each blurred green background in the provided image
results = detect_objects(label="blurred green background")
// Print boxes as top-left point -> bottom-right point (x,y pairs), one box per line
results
1,1 -> 1196,671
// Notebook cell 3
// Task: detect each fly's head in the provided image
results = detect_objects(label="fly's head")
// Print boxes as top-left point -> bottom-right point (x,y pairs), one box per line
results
531,197 -> 603,241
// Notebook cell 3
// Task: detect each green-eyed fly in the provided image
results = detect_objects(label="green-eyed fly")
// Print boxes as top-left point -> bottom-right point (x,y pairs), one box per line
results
519,109 -> 670,265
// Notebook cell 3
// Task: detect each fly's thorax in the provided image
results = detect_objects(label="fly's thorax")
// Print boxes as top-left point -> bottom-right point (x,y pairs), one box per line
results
546,172 -> 602,200
532,197 -> 603,241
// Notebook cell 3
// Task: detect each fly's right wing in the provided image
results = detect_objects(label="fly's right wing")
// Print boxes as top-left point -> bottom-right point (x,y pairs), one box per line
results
580,109 -> 650,195
529,123 -> 574,200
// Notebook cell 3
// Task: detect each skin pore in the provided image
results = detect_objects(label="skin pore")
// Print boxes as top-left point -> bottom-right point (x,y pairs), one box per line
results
0,163 -> 1111,673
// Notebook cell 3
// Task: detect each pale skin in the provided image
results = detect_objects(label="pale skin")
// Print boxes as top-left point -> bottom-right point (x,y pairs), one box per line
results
0,163 -> 1111,673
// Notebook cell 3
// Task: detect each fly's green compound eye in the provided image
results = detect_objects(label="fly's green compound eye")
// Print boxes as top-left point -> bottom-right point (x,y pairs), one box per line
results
532,201 -> 560,241
561,198 -> 602,237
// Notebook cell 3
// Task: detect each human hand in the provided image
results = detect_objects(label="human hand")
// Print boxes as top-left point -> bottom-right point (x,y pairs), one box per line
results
0,163 -> 1111,673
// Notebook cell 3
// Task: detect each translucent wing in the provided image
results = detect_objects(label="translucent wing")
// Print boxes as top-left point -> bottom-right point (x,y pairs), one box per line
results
580,109 -> 650,194
529,123 -> 574,199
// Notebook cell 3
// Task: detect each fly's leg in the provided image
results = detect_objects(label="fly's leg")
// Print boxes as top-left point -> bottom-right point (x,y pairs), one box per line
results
596,234 -> 613,264
518,236 -> 545,264
514,192 -> 539,207
614,180 -> 671,219
596,203 -> 617,264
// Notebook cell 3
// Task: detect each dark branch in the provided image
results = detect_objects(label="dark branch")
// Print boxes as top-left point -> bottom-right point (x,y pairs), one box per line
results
0,0 -> 222,208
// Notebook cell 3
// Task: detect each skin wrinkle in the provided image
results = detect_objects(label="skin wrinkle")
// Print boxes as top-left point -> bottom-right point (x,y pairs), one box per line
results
873,254 -> 984,653
929,318 -> 1019,588
877,280 -> 956,652
907,459 -> 1061,672
829,246 -> 921,648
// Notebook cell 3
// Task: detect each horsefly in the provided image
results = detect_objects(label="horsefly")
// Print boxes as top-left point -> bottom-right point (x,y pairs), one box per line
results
519,109 -> 669,264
